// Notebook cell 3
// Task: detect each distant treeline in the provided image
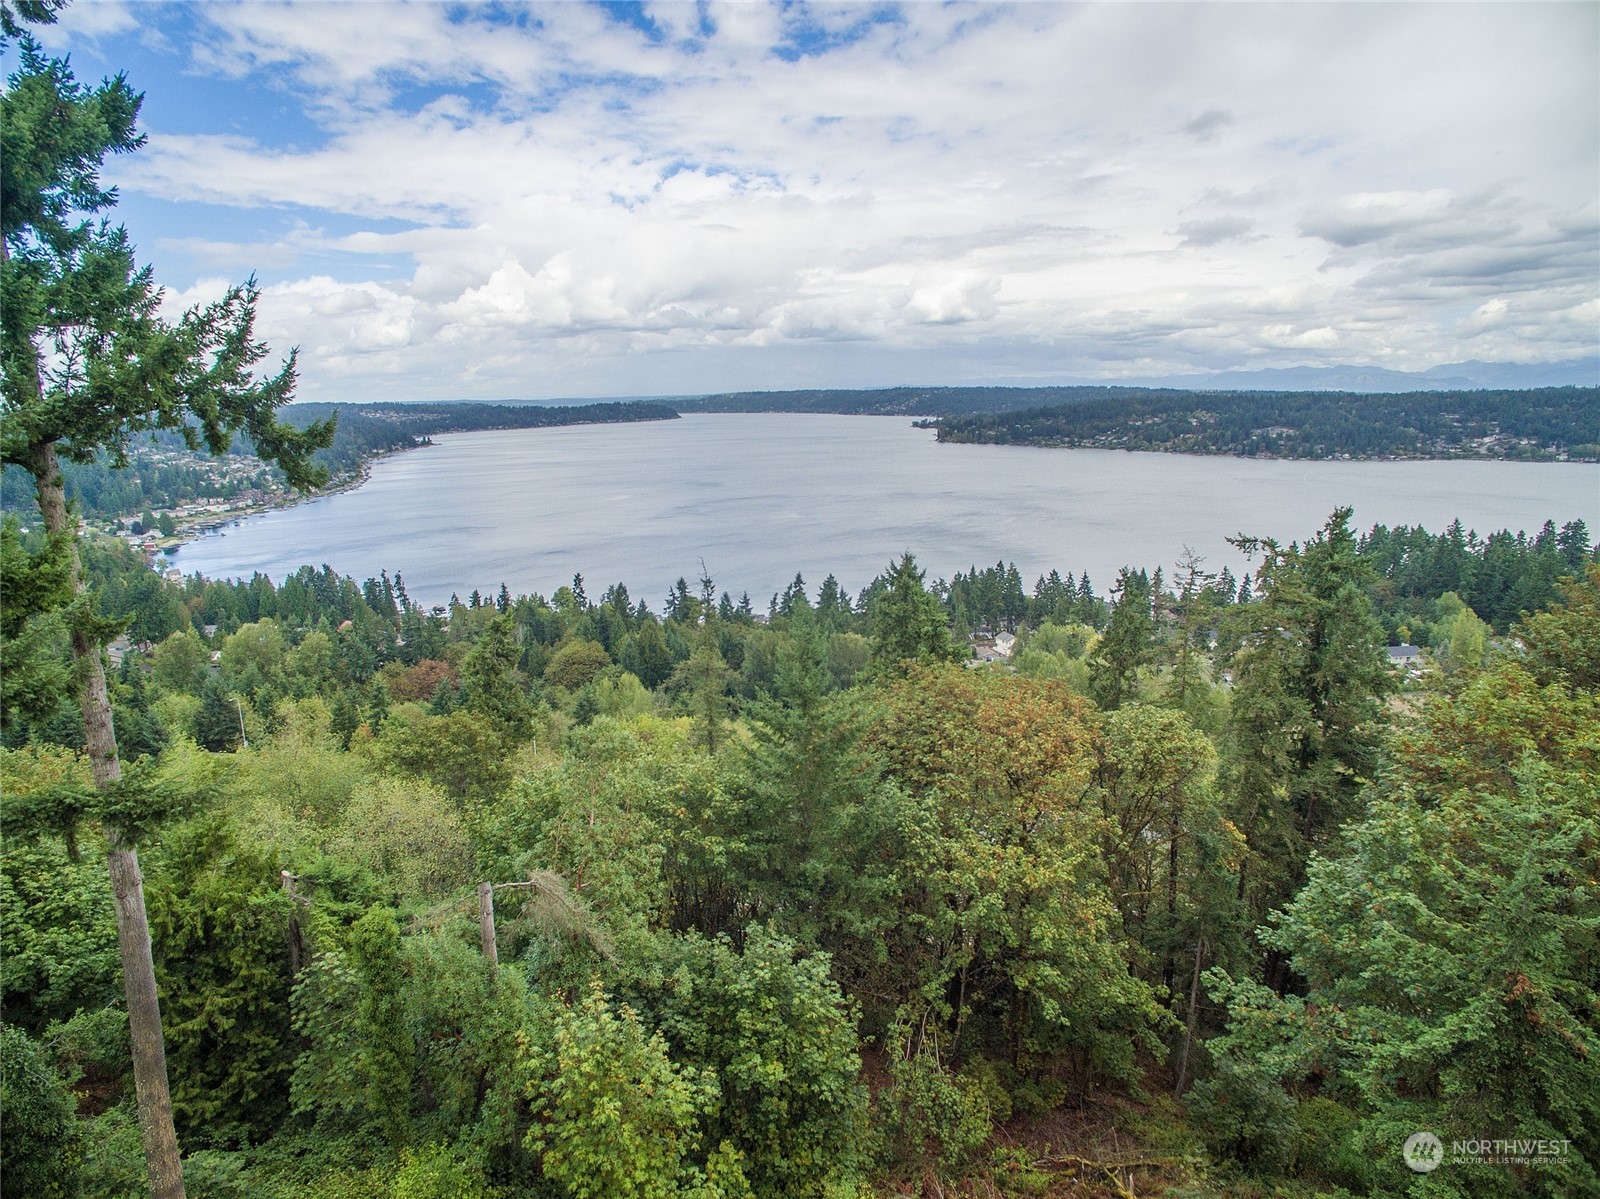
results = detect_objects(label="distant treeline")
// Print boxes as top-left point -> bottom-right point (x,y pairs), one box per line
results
931,386 -> 1599,460
1358,517 -> 1593,634
287,399 -> 680,441
676,385 -> 1163,416
932,515 -> 1592,642
2,401 -> 681,520
77,510 -> 1589,654
284,399 -> 682,477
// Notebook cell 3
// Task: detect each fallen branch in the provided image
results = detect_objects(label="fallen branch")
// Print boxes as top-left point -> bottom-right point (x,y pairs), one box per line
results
1035,1153 -> 1176,1173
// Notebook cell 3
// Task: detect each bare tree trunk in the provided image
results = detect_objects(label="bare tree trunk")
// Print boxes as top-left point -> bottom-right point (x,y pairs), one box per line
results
1163,815 -> 1180,996
108,846 -> 186,1199
1173,938 -> 1206,1098
477,881 -> 498,967
282,871 -> 304,978
30,440 -> 187,1199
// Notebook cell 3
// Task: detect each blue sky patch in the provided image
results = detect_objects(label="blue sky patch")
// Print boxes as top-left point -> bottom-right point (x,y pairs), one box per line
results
770,3 -> 903,62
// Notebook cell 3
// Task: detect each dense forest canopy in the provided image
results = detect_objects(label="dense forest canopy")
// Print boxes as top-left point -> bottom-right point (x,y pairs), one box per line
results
3,504 -> 1598,1198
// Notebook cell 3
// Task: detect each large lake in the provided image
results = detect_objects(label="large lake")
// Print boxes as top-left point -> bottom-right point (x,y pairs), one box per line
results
175,414 -> 1599,607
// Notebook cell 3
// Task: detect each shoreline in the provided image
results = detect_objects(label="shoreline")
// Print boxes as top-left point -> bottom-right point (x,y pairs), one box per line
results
120,416 -> 1597,567
936,438 -> 1593,464
157,447 -> 407,559
931,426 -> 1591,463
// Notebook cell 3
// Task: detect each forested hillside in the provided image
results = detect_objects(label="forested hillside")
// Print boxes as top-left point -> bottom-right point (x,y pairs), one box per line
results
0,402 -> 680,523
281,400 -> 681,478
4,509 -> 1597,1199
676,385 -> 1154,416
932,387 -> 1599,461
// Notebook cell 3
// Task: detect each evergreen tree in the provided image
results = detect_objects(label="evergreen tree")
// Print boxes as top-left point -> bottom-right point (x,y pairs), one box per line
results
1162,548 -> 1217,723
816,573 -> 849,632
1518,564 -> 1600,691
1001,562 -> 1026,630
1226,508 -> 1391,961
111,657 -> 168,760
779,572 -> 809,618
622,615 -> 674,690
867,553 -> 962,676
193,678 -> 241,753
665,577 -> 694,623
1089,568 -> 1153,710
330,686 -> 362,749
348,906 -> 414,1149
1,35 -> 331,1197
459,613 -> 535,742
144,819 -> 296,1145
672,575 -> 731,753
0,516 -> 74,737
735,614 -> 898,958
1557,518 -> 1592,570
1201,633 -> 1600,1196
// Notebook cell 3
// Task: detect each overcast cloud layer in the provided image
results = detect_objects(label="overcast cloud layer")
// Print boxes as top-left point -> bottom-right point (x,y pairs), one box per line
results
30,1 -> 1600,401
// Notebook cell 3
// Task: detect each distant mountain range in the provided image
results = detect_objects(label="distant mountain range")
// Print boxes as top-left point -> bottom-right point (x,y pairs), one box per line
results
329,359 -> 1600,409
1095,358 -> 1600,392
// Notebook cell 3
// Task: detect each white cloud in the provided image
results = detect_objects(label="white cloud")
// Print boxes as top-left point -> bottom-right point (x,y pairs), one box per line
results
906,273 -> 1000,325
35,0 -> 137,44
158,276 -> 236,319
1302,190 -> 1465,249
257,277 -> 420,364
51,0 -> 1598,397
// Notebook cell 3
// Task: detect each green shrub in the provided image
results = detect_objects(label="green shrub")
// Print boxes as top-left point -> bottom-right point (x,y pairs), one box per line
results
524,985 -> 723,1199
0,1023 -> 83,1198
1289,1097 -> 1374,1192
391,1144 -> 494,1199
881,1025 -> 991,1178
653,928 -> 869,1199
1186,1067 -> 1294,1172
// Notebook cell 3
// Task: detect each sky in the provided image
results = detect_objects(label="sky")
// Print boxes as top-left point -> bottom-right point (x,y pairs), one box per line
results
17,0 -> 1600,402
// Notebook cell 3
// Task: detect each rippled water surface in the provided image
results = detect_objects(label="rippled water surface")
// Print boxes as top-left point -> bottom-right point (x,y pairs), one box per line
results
175,414 -> 1600,606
